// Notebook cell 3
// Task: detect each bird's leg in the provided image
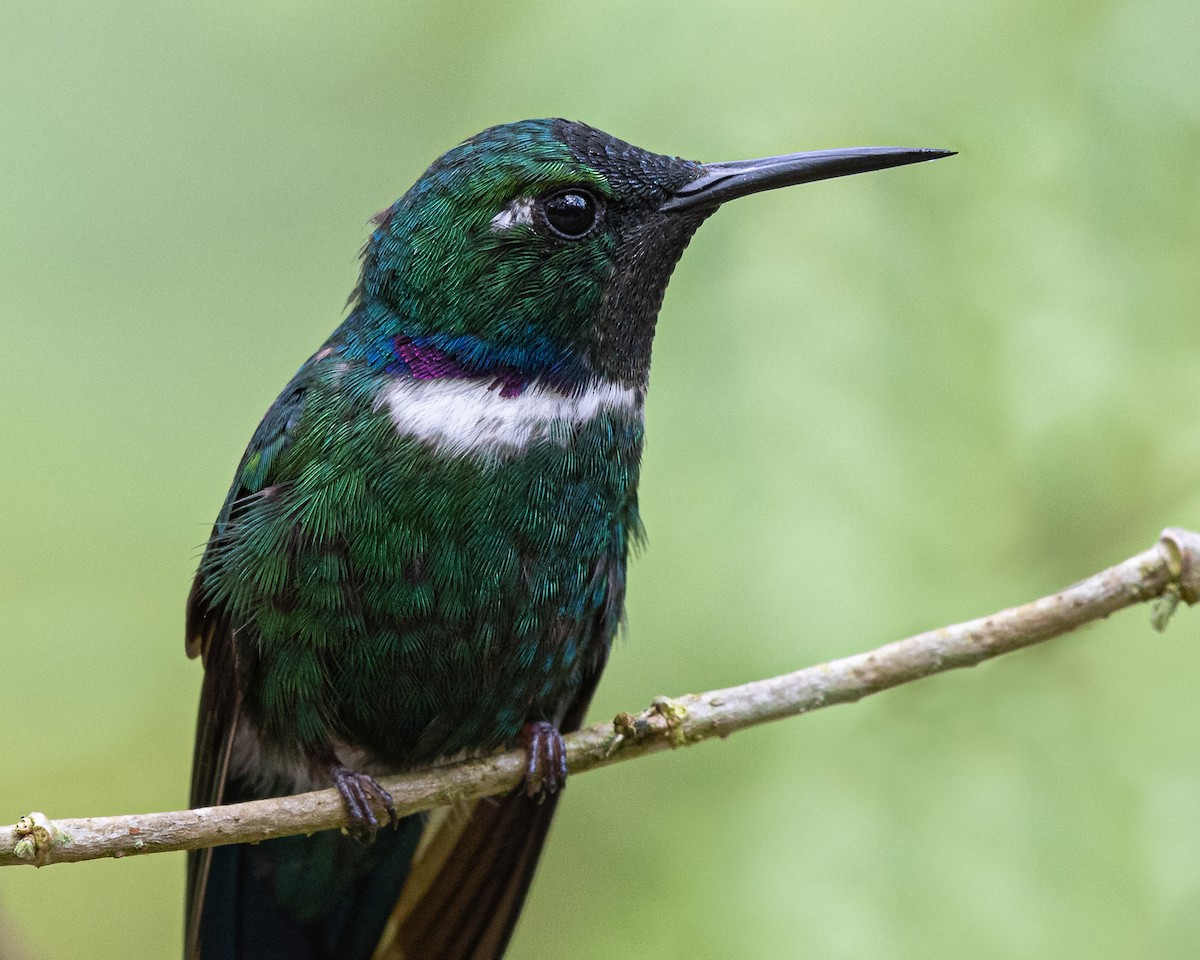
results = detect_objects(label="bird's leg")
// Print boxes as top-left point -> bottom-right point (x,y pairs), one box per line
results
521,721 -> 568,800
324,761 -> 398,843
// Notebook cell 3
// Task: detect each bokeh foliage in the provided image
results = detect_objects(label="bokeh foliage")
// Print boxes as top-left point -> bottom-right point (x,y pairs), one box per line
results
3,0 -> 1200,957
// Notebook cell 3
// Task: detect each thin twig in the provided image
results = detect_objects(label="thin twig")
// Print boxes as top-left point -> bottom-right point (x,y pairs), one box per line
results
4,527 -> 1198,869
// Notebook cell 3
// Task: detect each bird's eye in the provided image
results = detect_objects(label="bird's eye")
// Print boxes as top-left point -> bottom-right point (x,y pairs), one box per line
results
540,189 -> 600,239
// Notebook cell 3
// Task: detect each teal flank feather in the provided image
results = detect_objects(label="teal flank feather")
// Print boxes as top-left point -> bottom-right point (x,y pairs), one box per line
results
185,119 -> 953,959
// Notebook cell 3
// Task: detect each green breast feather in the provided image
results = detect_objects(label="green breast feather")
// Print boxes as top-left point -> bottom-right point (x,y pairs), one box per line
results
194,353 -> 645,764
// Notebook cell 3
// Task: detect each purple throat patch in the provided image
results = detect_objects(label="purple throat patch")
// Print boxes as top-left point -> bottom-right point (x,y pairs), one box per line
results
393,336 -> 528,398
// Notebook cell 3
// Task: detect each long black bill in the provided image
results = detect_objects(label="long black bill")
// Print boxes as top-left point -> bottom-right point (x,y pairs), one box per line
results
661,146 -> 955,213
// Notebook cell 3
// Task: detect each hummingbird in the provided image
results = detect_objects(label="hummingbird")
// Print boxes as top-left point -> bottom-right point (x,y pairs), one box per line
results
185,118 -> 951,960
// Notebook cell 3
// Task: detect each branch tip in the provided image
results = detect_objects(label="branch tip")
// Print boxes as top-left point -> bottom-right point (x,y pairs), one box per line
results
1160,527 -> 1200,605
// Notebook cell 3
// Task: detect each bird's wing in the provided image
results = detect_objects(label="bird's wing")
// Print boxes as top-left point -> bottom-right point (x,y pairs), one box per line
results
184,376 -> 309,959
371,664 -> 606,960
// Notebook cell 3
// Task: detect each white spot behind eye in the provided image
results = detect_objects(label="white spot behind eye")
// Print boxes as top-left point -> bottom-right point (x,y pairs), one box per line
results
490,196 -> 536,232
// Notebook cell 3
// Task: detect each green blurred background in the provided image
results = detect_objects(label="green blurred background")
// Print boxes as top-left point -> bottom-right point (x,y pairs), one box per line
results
4,0 -> 1200,957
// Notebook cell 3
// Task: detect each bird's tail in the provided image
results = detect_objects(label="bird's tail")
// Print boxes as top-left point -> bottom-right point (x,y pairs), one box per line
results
371,790 -> 562,959
194,815 -> 425,960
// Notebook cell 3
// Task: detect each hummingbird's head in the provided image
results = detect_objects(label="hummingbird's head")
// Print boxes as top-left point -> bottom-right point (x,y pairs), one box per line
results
356,119 -> 951,390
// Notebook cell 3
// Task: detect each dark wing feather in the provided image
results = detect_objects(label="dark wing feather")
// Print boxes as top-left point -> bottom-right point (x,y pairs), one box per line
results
183,594 -> 241,959
184,377 -> 309,960
371,665 -> 606,960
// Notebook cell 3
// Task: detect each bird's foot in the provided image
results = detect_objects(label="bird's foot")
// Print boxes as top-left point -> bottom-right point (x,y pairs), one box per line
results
521,721 -> 568,800
330,765 -> 398,842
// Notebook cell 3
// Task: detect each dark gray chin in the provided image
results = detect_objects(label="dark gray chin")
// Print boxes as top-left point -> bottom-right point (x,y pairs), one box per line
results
589,210 -> 712,387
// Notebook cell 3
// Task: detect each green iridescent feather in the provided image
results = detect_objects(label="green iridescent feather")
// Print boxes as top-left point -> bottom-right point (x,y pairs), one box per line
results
197,352 -> 644,760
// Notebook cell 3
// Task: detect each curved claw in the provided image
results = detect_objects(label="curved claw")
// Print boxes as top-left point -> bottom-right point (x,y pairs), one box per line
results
521,721 -> 568,800
331,765 -> 398,842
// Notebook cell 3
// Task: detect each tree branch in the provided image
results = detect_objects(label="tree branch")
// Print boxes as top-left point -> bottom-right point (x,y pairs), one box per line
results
4,527 -> 1198,869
